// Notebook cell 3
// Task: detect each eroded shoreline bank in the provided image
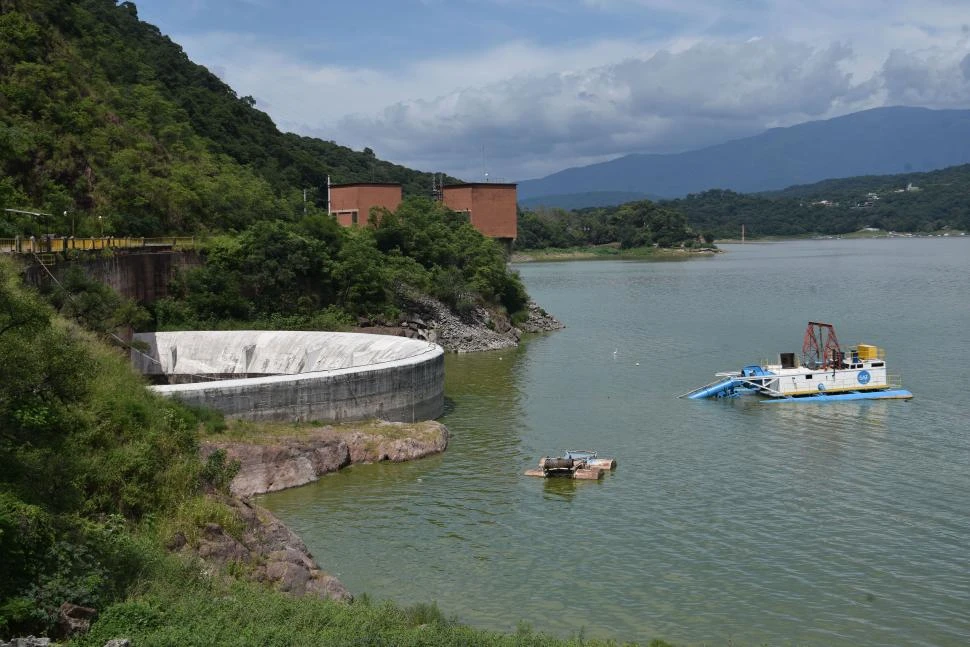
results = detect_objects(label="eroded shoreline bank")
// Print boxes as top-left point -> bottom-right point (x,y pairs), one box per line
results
185,421 -> 449,602
202,420 -> 449,498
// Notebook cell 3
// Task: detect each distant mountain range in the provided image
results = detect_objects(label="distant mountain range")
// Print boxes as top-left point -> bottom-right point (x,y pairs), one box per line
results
517,107 -> 970,207
518,191 -> 655,210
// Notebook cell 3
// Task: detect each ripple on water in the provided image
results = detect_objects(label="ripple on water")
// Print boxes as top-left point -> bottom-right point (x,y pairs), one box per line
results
262,241 -> 970,646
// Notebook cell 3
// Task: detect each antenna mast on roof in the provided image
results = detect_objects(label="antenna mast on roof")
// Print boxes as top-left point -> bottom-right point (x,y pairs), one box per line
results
482,145 -> 489,182
431,173 -> 443,202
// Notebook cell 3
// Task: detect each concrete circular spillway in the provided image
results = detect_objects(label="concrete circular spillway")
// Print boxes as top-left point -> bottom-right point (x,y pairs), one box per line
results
132,331 -> 445,423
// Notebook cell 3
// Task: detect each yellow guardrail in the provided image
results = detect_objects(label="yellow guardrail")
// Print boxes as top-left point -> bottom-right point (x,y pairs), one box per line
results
0,236 -> 196,256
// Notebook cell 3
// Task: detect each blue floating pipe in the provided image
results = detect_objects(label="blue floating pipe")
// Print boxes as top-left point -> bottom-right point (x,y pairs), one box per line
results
686,377 -> 743,399
759,389 -> 913,403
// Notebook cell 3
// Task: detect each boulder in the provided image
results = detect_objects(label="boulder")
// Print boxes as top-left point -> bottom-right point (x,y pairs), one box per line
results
55,602 -> 97,639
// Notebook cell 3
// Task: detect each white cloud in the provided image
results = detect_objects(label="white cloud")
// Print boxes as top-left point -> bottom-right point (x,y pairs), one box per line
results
164,1 -> 970,181
333,38 -> 881,179
881,48 -> 970,106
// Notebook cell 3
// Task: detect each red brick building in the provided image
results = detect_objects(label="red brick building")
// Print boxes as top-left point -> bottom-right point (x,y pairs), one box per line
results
441,183 -> 517,251
329,181 -> 518,252
329,183 -> 402,227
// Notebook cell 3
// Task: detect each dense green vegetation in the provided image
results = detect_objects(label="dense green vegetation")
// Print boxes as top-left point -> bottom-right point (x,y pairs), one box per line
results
518,164 -> 970,244
515,200 -> 710,251
663,165 -> 970,239
2,0 -> 527,328
71,574 -> 672,647
0,256 -> 207,636
151,197 -> 528,330
0,0 -> 454,238
0,255 -> 660,645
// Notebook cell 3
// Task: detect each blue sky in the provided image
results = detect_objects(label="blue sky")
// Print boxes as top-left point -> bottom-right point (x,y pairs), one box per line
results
132,0 -> 970,182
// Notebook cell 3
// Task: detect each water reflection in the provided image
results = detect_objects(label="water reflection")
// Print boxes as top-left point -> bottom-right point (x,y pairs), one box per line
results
542,476 -> 578,501
766,399 -> 892,430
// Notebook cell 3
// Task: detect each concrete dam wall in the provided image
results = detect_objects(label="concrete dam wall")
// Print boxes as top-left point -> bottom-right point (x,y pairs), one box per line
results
133,331 -> 445,423
23,249 -> 202,303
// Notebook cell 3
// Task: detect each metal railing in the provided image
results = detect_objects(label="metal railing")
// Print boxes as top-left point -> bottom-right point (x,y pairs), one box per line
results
0,236 -> 196,256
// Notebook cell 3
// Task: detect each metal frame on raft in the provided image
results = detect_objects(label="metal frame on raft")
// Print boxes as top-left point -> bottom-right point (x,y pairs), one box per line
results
802,321 -> 842,370
524,450 -> 617,480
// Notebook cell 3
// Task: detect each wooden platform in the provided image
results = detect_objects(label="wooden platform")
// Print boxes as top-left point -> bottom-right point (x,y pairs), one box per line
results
525,453 -> 616,479
524,467 -> 603,480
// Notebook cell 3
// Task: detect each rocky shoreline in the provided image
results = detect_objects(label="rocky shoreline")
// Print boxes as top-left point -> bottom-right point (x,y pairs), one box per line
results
358,297 -> 564,353
201,420 -> 449,498
185,421 -> 449,602
169,296 -> 562,616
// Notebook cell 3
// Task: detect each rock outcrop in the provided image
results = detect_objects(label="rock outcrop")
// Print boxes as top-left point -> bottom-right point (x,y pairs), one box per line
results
202,420 -> 449,497
55,603 -> 97,640
176,495 -> 351,601
358,293 -> 564,353
517,301 -> 564,333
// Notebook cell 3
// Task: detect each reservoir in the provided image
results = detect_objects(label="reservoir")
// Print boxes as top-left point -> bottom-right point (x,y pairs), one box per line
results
261,238 -> 970,646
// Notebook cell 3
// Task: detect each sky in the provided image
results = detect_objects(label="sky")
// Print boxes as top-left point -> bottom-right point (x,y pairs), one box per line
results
132,0 -> 970,182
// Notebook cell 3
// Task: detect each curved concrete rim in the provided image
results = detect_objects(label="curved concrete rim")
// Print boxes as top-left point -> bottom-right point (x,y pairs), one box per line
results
132,330 -> 446,422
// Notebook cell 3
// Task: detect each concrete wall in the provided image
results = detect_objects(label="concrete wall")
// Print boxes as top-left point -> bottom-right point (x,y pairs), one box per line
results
330,184 -> 402,227
133,331 -> 445,423
22,250 -> 201,303
442,183 -> 518,241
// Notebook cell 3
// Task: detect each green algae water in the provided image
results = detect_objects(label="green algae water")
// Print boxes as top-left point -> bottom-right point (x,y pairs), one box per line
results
261,238 -> 970,646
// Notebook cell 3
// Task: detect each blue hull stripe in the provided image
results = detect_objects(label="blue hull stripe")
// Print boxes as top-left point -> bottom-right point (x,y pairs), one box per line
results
759,389 -> 913,403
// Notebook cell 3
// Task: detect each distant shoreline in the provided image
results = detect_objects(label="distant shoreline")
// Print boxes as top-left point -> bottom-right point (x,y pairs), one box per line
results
512,233 -> 970,262
716,230 -> 969,244
511,245 -> 719,263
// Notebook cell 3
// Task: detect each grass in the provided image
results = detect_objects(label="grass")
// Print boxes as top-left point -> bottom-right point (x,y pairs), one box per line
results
149,495 -> 246,548
206,418 -> 446,445
69,555 -> 667,647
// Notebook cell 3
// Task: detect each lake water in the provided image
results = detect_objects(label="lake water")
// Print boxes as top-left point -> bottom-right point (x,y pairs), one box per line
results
261,238 -> 970,646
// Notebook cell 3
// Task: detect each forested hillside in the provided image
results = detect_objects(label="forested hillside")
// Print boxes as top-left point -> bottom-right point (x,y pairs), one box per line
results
515,199 -> 708,250
0,0 -> 452,237
517,163 -> 970,244
665,164 -> 970,239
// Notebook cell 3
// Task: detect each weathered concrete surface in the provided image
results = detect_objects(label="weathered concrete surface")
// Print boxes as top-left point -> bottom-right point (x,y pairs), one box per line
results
133,331 -> 444,423
201,420 -> 449,497
22,250 -> 201,304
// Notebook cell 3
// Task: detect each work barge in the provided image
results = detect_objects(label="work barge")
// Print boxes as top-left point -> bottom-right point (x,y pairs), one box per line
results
525,450 -> 617,480
681,321 -> 913,402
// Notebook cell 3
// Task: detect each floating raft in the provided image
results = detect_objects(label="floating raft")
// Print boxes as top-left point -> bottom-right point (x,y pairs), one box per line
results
525,450 -> 617,480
